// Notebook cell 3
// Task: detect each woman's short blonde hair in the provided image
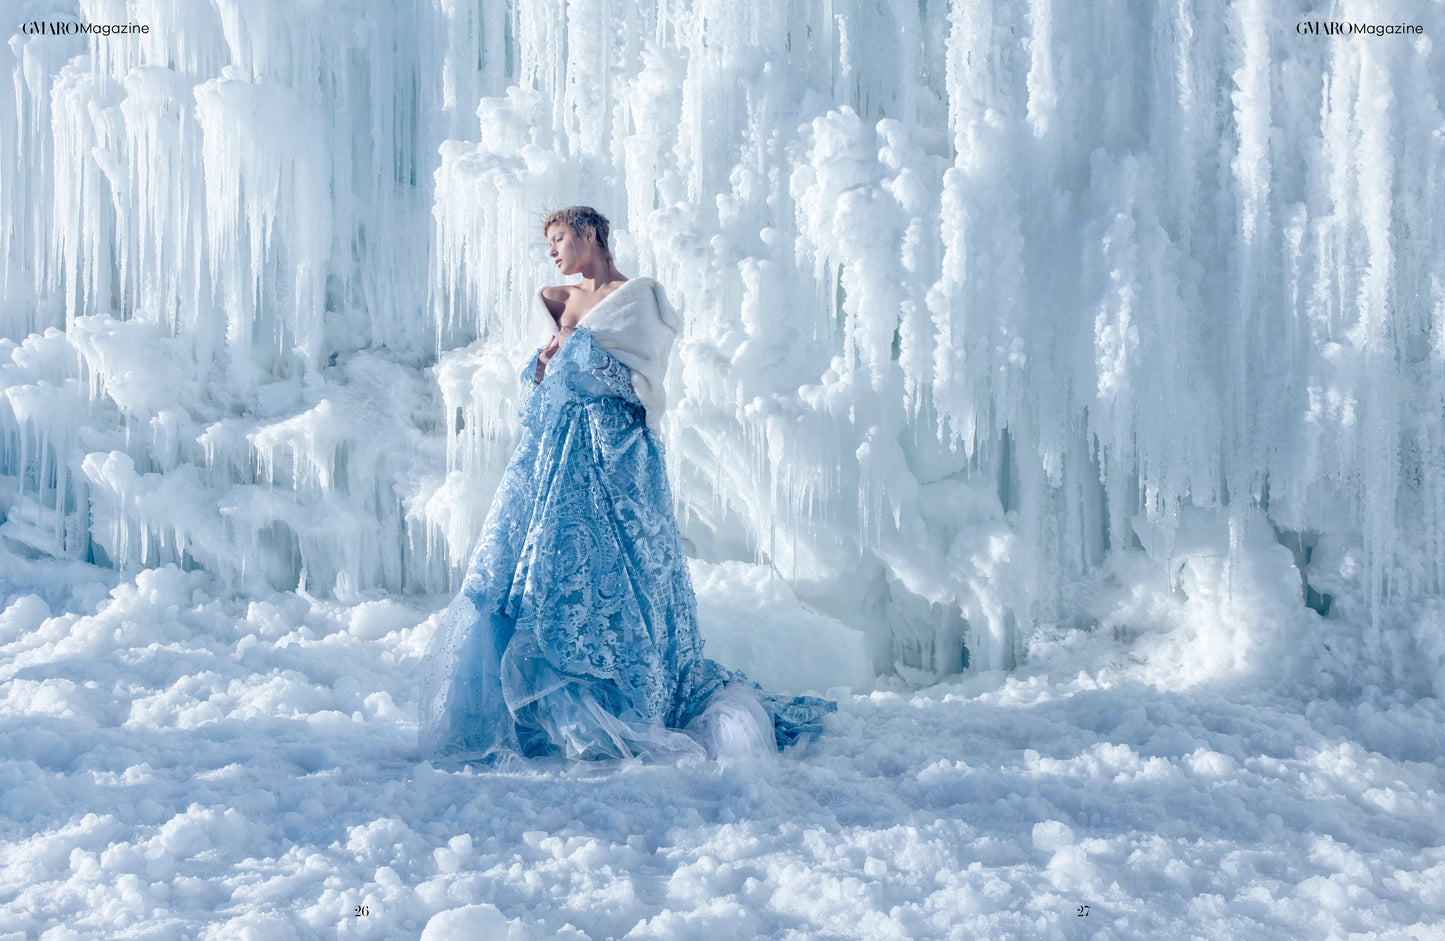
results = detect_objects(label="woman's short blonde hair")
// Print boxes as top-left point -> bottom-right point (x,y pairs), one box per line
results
540,205 -> 613,260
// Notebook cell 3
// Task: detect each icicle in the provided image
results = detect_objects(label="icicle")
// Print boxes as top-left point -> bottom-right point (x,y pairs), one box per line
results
1,0 -> 1441,692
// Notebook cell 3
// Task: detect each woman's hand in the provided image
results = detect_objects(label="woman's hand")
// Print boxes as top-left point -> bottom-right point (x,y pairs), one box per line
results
534,333 -> 561,382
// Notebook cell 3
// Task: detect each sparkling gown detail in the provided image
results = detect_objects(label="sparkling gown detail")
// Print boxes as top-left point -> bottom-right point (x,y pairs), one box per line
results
418,316 -> 836,764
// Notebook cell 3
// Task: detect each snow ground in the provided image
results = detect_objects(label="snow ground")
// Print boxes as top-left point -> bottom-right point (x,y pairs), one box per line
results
2,555 -> 1443,940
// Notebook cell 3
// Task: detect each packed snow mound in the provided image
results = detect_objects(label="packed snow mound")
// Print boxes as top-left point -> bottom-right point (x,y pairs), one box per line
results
2,560 -> 1443,938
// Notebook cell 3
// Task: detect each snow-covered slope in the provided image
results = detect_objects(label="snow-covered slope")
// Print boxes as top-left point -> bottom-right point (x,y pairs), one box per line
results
2,555 -> 1442,938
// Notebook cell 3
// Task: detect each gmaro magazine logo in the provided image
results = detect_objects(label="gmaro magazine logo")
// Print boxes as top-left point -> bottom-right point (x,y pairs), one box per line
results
1295,20 -> 1424,35
20,19 -> 150,36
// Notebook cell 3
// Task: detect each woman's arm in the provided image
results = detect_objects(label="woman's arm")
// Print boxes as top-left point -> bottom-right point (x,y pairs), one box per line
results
533,286 -> 572,382
533,333 -> 561,382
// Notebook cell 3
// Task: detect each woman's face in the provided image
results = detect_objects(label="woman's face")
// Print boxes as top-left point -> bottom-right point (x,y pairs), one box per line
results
546,223 -> 593,276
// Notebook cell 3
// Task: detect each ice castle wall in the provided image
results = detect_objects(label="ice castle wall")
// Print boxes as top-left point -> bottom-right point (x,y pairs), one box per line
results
3,0 -> 1443,685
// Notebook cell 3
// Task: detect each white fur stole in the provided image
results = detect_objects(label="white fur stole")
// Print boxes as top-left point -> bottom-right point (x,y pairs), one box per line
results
532,276 -> 681,435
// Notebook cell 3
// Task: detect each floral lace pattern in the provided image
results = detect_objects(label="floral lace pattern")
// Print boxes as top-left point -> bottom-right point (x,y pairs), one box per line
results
419,328 -> 836,763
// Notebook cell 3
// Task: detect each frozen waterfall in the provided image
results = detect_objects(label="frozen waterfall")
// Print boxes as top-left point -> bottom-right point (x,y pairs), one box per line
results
3,0 -> 1443,689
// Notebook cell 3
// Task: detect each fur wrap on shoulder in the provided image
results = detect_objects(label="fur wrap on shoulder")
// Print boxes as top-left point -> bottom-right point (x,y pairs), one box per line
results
532,277 -> 681,435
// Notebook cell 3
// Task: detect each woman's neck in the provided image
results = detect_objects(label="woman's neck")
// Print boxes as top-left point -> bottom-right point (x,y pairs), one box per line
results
575,259 -> 626,293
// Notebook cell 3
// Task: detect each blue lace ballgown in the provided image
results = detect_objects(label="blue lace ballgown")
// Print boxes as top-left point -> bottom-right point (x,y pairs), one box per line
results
418,325 -> 836,764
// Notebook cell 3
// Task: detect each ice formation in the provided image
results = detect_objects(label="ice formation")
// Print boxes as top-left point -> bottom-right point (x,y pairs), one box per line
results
3,0 -> 1443,687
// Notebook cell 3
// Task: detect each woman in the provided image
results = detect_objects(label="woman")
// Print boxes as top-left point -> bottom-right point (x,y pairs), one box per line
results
418,206 -> 836,764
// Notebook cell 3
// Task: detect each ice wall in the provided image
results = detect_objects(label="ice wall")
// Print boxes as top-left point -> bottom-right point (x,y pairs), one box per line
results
2,0 -> 452,597
3,0 -> 1444,686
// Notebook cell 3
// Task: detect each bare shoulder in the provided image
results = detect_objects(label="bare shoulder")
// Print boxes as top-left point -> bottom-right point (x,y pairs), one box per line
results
540,285 -> 574,324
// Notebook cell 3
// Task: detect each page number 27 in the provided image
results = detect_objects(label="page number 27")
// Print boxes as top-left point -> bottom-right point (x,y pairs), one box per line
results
1076,905 -> 1090,917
